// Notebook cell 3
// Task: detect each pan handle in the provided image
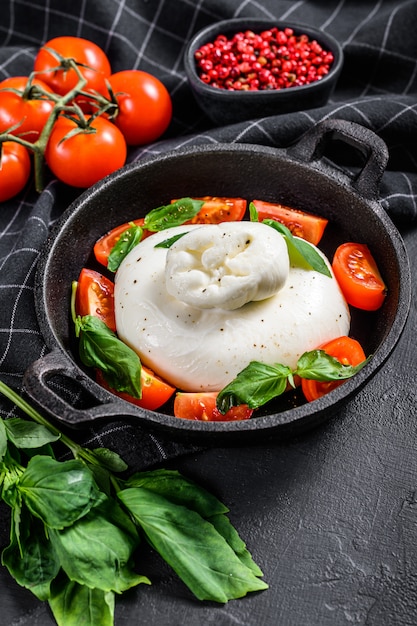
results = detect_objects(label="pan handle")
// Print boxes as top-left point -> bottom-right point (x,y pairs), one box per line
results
287,118 -> 389,200
23,349 -> 141,428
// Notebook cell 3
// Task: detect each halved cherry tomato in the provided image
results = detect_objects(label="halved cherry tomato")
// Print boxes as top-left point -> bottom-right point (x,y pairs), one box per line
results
93,218 -> 149,267
0,141 -> 31,202
182,196 -> 247,224
252,199 -> 328,245
174,391 -> 253,421
75,268 -> 116,331
0,76 -> 55,142
332,242 -> 386,311
96,367 -> 175,411
301,336 -> 366,402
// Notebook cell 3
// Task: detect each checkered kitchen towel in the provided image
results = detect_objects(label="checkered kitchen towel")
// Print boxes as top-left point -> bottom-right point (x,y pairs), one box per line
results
0,0 -> 416,472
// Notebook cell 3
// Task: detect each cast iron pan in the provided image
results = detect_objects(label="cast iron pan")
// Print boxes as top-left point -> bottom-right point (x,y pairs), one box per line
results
24,119 -> 411,444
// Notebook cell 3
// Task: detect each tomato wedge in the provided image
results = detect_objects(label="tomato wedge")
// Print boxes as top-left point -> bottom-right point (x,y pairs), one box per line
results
96,367 -> 175,411
75,268 -> 116,331
93,219 -> 148,267
332,242 -> 386,311
252,199 -> 328,245
301,336 -> 367,402
175,196 -> 247,224
174,391 -> 253,421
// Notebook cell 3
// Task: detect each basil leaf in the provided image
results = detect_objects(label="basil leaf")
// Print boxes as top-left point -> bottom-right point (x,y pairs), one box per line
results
143,197 -> 204,231
209,513 -> 264,577
217,361 -> 292,413
126,468 -> 229,517
0,418 -> 7,461
77,315 -> 142,398
88,448 -> 128,473
4,418 -> 60,449
263,218 -> 332,277
107,222 -> 143,272
296,349 -> 369,381
49,576 -> 115,626
49,497 -> 148,593
118,487 -> 268,602
18,456 -> 102,529
2,511 -> 60,601
154,231 -> 189,249
249,201 -> 259,222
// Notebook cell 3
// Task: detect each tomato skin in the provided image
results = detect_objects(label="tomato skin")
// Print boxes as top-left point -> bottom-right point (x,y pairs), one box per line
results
184,196 -> 247,224
332,242 -> 386,311
75,268 -> 116,331
0,141 -> 31,202
108,70 -> 172,145
301,336 -> 367,402
34,36 -> 111,102
174,392 -> 253,421
252,199 -> 328,245
0,76 -> 55,142
93,218 -> 153,267
45,115 -> 127,188
96,367 -> 175,411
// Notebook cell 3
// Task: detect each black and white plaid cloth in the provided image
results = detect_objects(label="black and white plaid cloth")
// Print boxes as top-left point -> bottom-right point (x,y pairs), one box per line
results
1,0 -> 416,472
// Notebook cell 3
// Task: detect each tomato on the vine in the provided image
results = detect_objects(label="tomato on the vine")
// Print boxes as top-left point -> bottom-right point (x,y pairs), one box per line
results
75,268 -> 116,331
301,336 -> 367,402
96,367 -> 175,411
174,391 -> 253,421
332,242 -> 386,311
34,36 -> 111,110
0,141 -> 31,202
108,70 -> 172,145
252,199 -> 328,245
0,76 -> 55,143
45,114 -> 127,188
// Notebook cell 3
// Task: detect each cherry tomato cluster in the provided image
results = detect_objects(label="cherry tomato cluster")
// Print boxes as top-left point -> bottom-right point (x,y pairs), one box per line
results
195,27 -> 334,91
0,36 -> 173,201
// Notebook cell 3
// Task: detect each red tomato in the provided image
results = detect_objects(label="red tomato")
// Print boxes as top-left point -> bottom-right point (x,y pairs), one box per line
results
96,367 -> 175,411
75,268 -> 116,331
174,392 -> 253,421
34,36 -> 111,107
252,199 -> 328,245
332,242 -> 386,311
108,70 -> 172,145
93,218 -> 152,267
0,76 -> 55,142
301,336 -> 367,402
183,196 -> 247,224
0,141 -> 31,202
45,115 -> 127,188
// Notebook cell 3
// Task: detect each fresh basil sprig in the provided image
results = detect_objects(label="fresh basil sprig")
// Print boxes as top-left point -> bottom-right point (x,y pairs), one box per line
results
217,349 -> 369,413
0,380 -> 268,626
107,222 -> 143,272
74,314 -> 142,399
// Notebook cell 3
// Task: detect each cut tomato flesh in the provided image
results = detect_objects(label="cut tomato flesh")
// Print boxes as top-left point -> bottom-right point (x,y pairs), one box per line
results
174,391 -> 253,421
252,199 -> 328,245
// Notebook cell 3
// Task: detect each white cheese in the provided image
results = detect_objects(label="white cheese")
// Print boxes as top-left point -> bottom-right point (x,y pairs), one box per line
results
114,223 -> 350,392
165,221 -> 289,310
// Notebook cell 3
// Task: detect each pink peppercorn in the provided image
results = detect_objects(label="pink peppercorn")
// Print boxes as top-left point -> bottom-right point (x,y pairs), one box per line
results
194,26 -> 334,91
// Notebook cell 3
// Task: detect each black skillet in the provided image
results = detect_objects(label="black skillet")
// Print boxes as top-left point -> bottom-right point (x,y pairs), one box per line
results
23,119 -> 411,444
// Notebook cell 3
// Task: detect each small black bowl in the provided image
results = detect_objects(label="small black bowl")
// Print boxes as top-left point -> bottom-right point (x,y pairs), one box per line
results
184,18 -> 344,125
